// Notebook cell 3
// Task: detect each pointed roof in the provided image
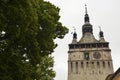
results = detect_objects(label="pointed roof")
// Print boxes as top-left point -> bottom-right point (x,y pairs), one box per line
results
79,32 -> 98,43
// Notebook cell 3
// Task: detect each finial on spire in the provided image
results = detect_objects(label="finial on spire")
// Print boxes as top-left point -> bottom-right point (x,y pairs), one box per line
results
85,4 -> 88,14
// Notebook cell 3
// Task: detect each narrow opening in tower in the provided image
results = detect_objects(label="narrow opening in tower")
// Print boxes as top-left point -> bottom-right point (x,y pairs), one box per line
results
103,61 -> 105,68
81,62 -> 83,68
76,62 -> 78,74
71,62 -> 73,72
108,61 -> 110,68
97,62 -> 100,67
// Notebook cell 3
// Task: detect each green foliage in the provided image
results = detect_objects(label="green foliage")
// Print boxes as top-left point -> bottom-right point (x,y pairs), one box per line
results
0,0 -> 68,80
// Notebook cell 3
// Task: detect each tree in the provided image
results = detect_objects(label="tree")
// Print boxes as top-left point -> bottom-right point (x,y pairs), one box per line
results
0,0 -> 68,80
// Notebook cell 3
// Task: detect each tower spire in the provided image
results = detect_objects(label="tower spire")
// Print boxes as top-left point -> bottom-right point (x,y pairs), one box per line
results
72,27 -> 77,44
82,4 -> 92,34
73,27 -> 77,39
84,4 -> 90,23
99,26 -> 104,37
99,26 -> 106,42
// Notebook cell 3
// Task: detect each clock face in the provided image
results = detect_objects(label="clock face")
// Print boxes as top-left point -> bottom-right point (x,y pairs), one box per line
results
93,52 -> 101,59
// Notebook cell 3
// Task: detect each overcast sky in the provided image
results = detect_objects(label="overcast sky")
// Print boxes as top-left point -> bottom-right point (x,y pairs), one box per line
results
45,0 -> 120,80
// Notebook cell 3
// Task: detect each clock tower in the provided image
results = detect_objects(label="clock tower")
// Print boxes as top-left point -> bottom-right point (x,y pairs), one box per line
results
68,5 -> 114,80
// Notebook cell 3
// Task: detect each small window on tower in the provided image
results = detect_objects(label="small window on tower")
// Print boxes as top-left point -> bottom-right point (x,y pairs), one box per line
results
81,62 -> 83,68
97,62 -> 100,67
103,61 -> 105,68
86,62 -> 89,67
76,62 -> 78,74
108,61 -> 110,67
84,52 -> 89,60
91,62 -> 94,68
